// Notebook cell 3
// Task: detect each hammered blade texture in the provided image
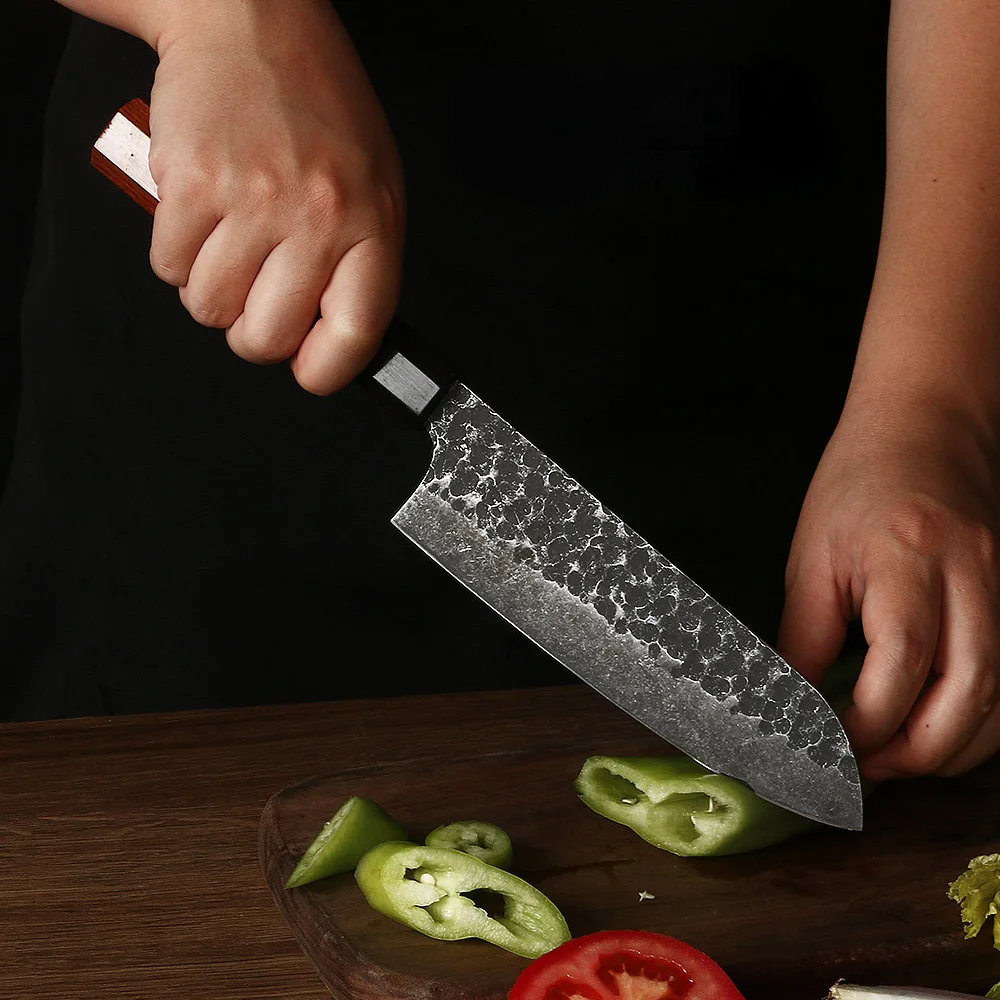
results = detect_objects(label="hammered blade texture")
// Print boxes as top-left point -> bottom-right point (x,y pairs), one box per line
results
393,384 -> 862,829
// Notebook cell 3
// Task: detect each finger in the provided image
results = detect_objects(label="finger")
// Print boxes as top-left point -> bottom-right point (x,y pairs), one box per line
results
936,699 -> 1000,775
777,541 -> 849,687
861,574 -> 998,779
149,178 -> 222,288
227,235 -> 341,365
839,549 -> 941,758
179,215 -> 278,330
291,236 -> 401,395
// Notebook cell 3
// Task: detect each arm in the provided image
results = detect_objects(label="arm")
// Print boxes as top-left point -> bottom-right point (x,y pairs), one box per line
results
855,0 -> 1000,420
51,0 -> 405,394
778,0 -> 1000,779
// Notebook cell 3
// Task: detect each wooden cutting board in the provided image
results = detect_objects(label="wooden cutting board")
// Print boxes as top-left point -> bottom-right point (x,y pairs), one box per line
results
259,741 -> 1000,1000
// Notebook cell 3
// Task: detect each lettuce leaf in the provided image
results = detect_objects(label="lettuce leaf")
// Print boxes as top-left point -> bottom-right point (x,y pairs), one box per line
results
946,853 -> 1000,949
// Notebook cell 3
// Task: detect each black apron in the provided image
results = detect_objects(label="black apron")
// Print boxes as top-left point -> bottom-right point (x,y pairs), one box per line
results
0,2 -> 888,720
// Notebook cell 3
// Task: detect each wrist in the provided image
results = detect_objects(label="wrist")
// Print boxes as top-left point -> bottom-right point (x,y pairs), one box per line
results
846,269 -> 1000,436
843,355 -> 1000,463
148,1 -> 252,55
151,0 -> 337,56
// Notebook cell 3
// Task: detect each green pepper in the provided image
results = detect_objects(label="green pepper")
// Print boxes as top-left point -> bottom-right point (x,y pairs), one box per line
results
575,754 -> 817,856
354,841 -> 570,959
285,796 -> 407,887
575,653 -> 870,857
424,820 -> 514,870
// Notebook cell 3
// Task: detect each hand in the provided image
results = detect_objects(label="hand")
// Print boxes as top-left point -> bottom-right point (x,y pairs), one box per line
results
143,0 -> 404,393
777,389 -> 1000,781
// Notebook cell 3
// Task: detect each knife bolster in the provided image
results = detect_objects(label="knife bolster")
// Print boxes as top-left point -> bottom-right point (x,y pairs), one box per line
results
362,320 -> 455,422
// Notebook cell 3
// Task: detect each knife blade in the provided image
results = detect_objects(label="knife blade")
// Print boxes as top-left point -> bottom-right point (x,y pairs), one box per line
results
93,99 -> 863,831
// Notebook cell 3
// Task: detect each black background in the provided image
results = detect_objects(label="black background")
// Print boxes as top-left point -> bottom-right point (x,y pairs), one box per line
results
0,2 -> 888,717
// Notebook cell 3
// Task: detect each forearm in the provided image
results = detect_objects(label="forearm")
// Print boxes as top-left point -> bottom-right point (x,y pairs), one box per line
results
849,0 -> 1000,427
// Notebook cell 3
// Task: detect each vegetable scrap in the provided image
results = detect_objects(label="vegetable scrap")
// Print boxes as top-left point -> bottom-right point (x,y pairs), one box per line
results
827,985 -> 990,999
285,796 -> 407,888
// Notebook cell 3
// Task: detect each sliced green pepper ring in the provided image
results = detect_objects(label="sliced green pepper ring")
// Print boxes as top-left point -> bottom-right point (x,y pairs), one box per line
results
355,841 -> 570,959
285,796 -> 407,888
424,820 -> 514,870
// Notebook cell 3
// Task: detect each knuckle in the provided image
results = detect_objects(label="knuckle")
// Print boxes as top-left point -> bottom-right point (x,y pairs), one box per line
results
149,244 -> 185,286
365,181 -> 405,235
147,143 -> 165,179
247,168 -> 285,208
180,287 -> 237,330
968,522 -> 999,570
293,365 -> 336,397
965,664 -> 998,715
885,500 -> 949,557
935,758 -> 972,778
300,173 -> 347,229
894,728 -> 952,776
157,155 -> 218,203
330,310 -> 381,358
227,327 -> 293,366
879,633 -> 931,684
906,743 -> 950,775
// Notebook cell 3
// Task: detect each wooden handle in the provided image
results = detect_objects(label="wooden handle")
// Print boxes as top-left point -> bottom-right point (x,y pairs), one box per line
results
92,98 -> 158,214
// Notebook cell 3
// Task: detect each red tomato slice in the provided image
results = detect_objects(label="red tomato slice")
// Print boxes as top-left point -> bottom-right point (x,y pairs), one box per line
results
509,930 -> 745,1000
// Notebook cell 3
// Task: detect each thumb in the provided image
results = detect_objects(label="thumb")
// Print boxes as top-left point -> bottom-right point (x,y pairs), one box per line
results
777,547 -> 850,688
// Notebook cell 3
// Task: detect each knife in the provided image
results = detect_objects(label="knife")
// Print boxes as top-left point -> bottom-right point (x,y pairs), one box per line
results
92,98 -> 863,831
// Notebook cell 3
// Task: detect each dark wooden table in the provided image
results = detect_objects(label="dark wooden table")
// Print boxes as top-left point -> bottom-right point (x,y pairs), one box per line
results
0,683 -> 632,1000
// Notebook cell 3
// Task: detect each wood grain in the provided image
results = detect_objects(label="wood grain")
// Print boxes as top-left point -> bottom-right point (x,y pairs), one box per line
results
261,748 -> 1000,1000
0,683 -> 616,1000
90,97 -> 158,214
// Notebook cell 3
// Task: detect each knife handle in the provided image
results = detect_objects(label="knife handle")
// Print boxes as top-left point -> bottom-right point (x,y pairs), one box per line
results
91,98 -> 455,421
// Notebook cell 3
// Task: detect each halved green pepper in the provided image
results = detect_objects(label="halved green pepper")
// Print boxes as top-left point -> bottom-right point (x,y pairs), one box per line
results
354,841 -> 570,959
576,754 -> 816,856
576,653 -> 870,857
424,820 -> 514,870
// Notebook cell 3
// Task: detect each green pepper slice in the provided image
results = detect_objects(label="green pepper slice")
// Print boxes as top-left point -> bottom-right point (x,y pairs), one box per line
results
354,841 -> 570,959
576,754 -> 817,856
285,796 -> 407,887
424,820 -> 515,870
575,652 -> 872,857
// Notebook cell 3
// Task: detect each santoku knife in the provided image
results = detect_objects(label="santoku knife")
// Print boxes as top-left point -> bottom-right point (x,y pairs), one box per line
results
92,99 -> 863,832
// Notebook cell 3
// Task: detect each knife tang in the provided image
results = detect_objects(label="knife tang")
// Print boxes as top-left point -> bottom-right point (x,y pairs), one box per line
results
93,98 -> 455,421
